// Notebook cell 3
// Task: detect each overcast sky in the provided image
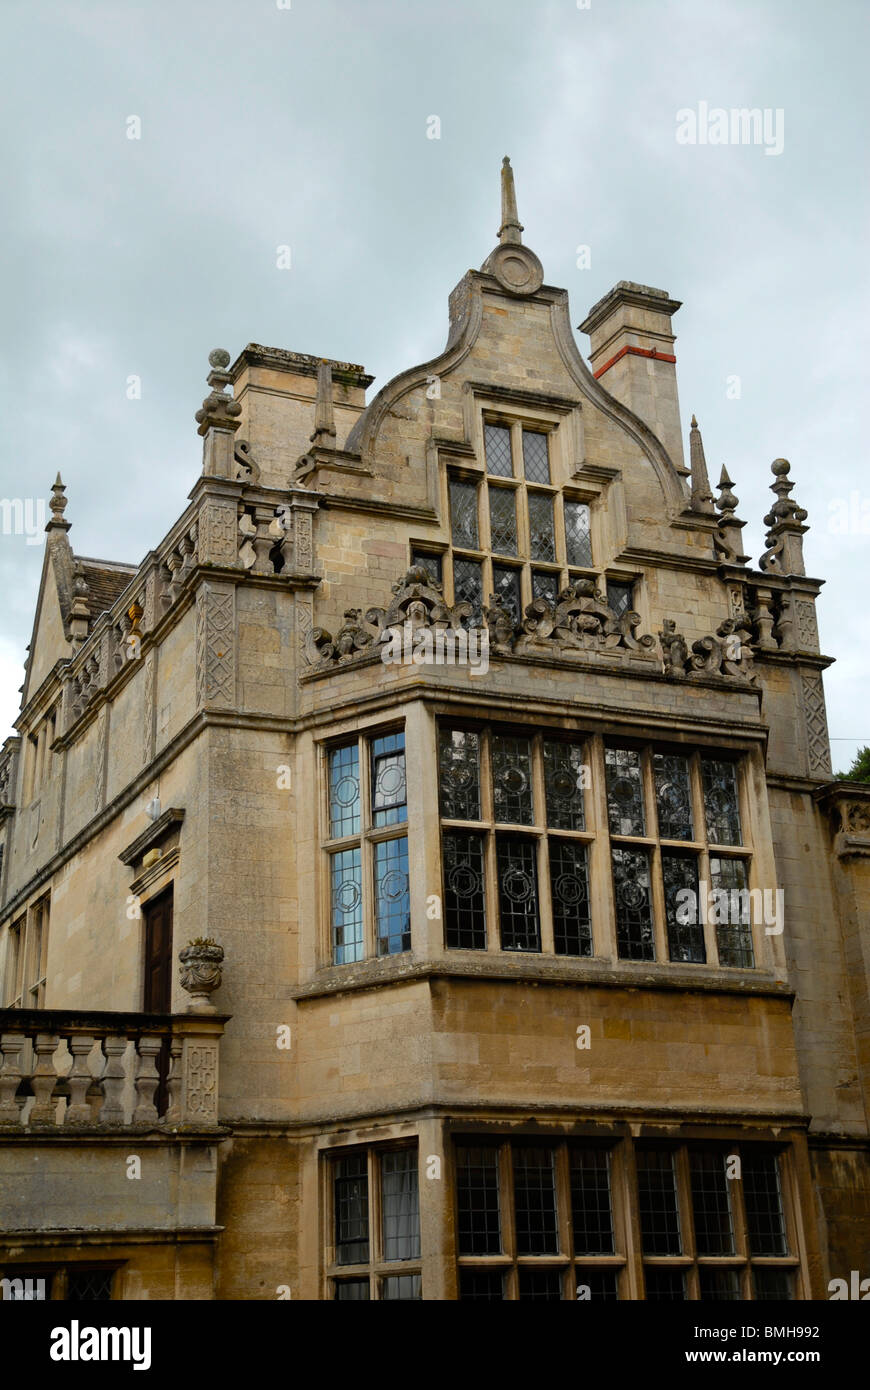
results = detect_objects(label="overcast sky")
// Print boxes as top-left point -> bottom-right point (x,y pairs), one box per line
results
1,0 -> 867,768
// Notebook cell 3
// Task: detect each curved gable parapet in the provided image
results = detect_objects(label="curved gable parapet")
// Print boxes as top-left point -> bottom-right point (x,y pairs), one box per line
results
343,271 -> 484,458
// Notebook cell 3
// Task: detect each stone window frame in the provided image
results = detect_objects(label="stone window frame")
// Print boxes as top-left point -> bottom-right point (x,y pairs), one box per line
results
323,1141 -> 422,1300
320,724 -> 410,968
2,893 -> 49,1008
635,1142 -> 801,1301
438,723 -> 761,971
443,408 -> 604,620
452,1136 -> 803,1301
0,1262 -> 121,1301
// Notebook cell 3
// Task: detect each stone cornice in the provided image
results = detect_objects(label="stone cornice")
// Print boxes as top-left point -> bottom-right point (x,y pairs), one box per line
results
292,956 -> 791,1005
118,807 -> 185,867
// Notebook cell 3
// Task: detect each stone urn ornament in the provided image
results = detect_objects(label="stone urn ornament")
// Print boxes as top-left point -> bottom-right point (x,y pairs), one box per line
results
179,939 -> 225,1014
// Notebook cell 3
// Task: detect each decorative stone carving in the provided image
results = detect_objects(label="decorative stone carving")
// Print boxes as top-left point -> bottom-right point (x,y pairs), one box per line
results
185,1043 -> 218,1120
483,595 -> 517,655
659,617 -> 755,683
306,566 -> 470,666
795,598 -> 820,652
714,466 -> 748,564
179,941 -> 225,1014
659,619 -> 689,677
759,458 -> 808,576
195,349 -> 242,436
142,651 -> 156,767
514,578 -> 655,657
234,439 -> 260,483
94,706 -> 108,813
199,500 -> 242,568
195,583 -> 236,707
802,670 -> 832,775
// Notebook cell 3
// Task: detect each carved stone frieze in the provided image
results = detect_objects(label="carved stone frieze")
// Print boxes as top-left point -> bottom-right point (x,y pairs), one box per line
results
802,670 -> 832,775
658,616 -> 756,683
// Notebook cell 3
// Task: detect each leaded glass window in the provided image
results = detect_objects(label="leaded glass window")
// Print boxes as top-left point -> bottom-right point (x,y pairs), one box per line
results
662,851 -> 704,963
496,835 -> 540,951
565,500 -> 593,568
576,1270 -> 619,1300
329,744 -> 360,838
328,1146 -> 422,1300
484,423 -> 513,477
438,728 -> 481,821
742,1152 -> 787,1256
456,1146 -> 502,1254
532,570 -> 559,605
381,1274 -> 421,1300
491,734 -> 534,825
606,579 -> 633,618
653,753 -> 693,841
492,565 -> 521,624
518,1269 -> 562,1300
690,1152 -> 734,1255
644,1269 -> 686,1300
753,1269 -> 793,1300
331,848 -> 363,964
443,830 -> 487,949
489,486 -> 518,555
452,557 -> 484,625
65,1270 -> 113,1301
375,837 -> 410,955
513,1147 -> 558,1255
449,479 -> 479,548
636,1150 -> 681,1255
459,1270 -> 505,1300
326,729 -> 410,966
699,1269 -> 741,1301
381,1150 -> 420,1260
371,732 -> 407,827
410,549 -> 443,586
549,840 -> 592,956
709,856 -> 755,968
570,1149 -> 614,1254
611,846 -> 654,960
543,739 -> 586,830
335,1154 -> 369,1265
605,747 -> 646,837
522,430 -> 550,484
702,759 -> 742,845
528,492 -> 556,562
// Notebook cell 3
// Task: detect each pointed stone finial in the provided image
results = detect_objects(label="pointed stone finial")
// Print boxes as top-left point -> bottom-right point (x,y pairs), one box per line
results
481,157 -> 543,296
688,415 -> 715,515
310,359 -> 337,448
46,472 -> 71,532
759,458 -> 808,576
716,465 -> 739,517
713,465 -> 748,564
498,156 -> 523,246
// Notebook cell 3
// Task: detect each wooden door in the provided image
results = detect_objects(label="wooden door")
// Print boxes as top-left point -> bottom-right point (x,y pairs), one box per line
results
142,888 -> 173,1114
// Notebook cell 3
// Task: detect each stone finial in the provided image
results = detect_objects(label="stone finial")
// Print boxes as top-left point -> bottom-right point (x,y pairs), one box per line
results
688,415 -> 715,515
195,348 -> 242,437
714,464 -> 749,565
498,156 -> 523,246
480,157 -> 543,297
179,940 -> 224,1014
759,458 -> 808,576
46,473 -> 71,533
310,359 -> 337,448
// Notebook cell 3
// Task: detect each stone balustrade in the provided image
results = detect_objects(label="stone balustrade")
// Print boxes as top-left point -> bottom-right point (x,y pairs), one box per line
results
0,1009 -> 227,1131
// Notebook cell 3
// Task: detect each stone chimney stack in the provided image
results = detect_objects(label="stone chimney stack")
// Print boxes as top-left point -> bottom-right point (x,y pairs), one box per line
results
579,281 -> 687,476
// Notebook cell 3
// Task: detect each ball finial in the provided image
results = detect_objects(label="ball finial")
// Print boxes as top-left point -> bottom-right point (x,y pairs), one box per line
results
208,348 -> 231,370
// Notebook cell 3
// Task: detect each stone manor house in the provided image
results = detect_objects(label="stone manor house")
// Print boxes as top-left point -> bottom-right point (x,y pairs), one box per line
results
0,161 -> 868,1301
